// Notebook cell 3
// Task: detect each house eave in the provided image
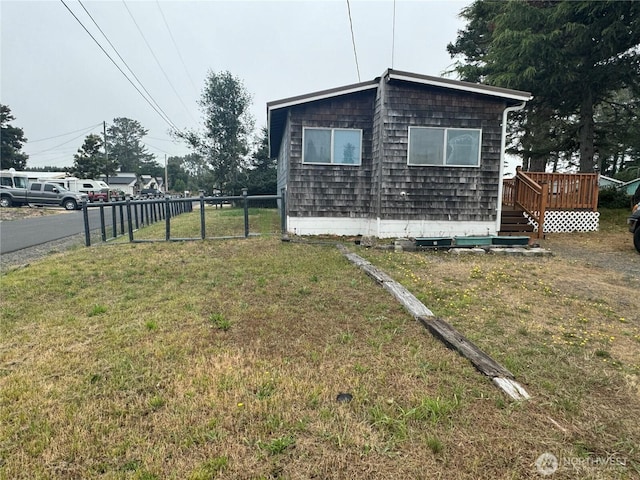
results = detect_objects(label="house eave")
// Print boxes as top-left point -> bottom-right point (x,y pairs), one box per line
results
385,69 -> 533,103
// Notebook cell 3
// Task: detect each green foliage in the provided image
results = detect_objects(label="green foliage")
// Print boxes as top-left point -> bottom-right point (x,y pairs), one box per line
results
107,117 -> 159,175
598,187 -> 632,209
209,313 -> 231,331
71,134 -> 106,179
257,435 -> 295,455
183,71 -> 254,195
449,1 -> 640,173
0,104 -> 28,170
189,457 -> 228,479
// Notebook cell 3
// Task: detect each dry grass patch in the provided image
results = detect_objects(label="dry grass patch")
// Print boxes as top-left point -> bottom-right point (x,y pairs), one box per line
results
1,208 -> 639,479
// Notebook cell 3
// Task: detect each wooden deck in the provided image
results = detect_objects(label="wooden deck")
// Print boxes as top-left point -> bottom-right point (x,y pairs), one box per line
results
502,169 -> 599,239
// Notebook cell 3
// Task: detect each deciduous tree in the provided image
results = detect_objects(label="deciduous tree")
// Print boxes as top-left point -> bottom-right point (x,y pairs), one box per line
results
183,70 -> 254,194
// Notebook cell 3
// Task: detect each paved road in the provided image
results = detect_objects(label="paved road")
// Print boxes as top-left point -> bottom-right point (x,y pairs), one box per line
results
0,208 -> 114,254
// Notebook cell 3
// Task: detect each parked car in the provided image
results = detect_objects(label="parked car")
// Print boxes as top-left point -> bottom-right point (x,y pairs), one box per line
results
628,202 -> 640,253
140,188 -> 163,199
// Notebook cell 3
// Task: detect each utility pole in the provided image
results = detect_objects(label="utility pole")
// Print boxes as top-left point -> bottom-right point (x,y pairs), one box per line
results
103,121 -> 110,183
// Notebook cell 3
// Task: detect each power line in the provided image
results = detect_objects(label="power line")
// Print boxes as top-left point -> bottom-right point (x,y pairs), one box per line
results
28,123 -> 103,143
391,0 -> 396,68
29,124 -> 101,155
346,0 -> 361,82
155,0 -> 199,96
76,0 -> 179,131
59,0 -> 180,132
122,0 -> 198,124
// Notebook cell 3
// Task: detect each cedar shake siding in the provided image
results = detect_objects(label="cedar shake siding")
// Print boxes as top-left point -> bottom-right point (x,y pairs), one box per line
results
376,80 -> 507,223
285,91 -> 376,219
268,69 -> 531,238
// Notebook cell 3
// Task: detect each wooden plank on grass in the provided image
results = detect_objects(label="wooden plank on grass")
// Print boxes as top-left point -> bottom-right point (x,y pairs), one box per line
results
338,246 -> 531,401
417,316 -> 513,379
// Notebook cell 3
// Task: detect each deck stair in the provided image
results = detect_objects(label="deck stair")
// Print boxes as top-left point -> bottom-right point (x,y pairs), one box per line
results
499,206 -> 535,237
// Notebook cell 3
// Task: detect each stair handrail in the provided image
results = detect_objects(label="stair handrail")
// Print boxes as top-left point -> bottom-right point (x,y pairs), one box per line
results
514,167 -> 547,239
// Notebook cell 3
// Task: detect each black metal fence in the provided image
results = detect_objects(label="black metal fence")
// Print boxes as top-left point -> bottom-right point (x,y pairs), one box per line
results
82,193 -> 285,246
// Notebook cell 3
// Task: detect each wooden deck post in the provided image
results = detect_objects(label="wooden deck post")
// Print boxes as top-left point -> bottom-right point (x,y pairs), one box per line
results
538,181 -> 549,239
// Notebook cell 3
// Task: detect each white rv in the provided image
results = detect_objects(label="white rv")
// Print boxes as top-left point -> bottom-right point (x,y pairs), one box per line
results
40,177 -> 111,202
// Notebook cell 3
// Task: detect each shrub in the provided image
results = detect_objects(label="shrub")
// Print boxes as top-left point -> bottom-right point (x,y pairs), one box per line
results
598,187 -> 631,209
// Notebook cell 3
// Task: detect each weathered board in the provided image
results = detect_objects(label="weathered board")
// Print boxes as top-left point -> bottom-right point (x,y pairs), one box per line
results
340,246 -> 531,401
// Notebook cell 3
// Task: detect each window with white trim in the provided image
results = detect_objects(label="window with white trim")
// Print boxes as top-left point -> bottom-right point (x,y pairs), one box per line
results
408,127 -> 481,167
303,127 -> 362,165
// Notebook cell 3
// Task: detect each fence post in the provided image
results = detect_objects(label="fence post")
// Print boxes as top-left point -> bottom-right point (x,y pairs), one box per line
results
242,188 -> 249,238
134,201 -> 139,229
126,199 -> 134,242
165,197 -> 171,241
100,204 -> 106,242
200,194 -> 206,240
119,203 -> 125,236
83,202 -> 91,247
111,204 -> 117,239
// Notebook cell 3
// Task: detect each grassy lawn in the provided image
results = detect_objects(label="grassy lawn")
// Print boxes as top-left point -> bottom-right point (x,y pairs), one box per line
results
1,208 -> 638,479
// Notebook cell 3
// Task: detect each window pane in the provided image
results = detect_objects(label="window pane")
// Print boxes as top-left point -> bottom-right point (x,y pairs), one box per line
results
446,129 -> 481,166
304,129 -> 331,163
333,130 -> 361,165
409,128 -> 444,165
44,184 -> 55,192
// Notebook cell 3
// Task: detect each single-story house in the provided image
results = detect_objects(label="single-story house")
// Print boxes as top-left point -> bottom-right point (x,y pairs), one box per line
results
101,172 -> 139,196
140,175 -> 164,192
268,69 -> 532,238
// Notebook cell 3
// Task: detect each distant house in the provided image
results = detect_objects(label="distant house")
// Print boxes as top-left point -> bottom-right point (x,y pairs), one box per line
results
621,178 -> 640,197
598,175 -> 624,190
101,172 -> 138,196
268,69 -> 532,238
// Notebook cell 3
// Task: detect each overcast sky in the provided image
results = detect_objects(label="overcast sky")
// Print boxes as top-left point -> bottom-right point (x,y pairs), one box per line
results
1,0 -> 470,169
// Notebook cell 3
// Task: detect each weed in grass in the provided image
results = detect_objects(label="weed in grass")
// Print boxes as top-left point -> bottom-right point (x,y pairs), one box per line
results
149,396 -> 166,410
310,274 -> 319,282
209,313 -> 231,331
426,436 -> 444,454
595,349 -> 611,359
258,435 -> 295,455
145,320 -> 158,331
256,379 -> 277,400
88,304 -> 107,316
338,331 -> 354,344
189,457 -> 228,479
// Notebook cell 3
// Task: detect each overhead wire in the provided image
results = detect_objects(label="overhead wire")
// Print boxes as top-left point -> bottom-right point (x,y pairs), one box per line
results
28,123 -> 103,143
75,0 -> 179,132
392,0 -> 396,68
155,0 -> 199,96
59,0 -> 180,132
29,124 -> 101,155
122,0 -> 198,124
346,0 -> 361,82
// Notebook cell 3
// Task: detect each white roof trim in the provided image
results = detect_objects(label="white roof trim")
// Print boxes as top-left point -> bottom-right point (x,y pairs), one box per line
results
387,72 -> 533,102
267,82 -> 378,112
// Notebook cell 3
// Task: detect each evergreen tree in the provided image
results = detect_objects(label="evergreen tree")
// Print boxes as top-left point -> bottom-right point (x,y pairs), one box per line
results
0,104 -> 29,170
107,117 -> 157,174
448,1 -> 640,172
71,134 -> 105,179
